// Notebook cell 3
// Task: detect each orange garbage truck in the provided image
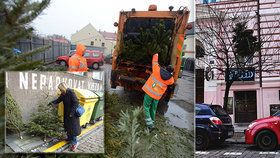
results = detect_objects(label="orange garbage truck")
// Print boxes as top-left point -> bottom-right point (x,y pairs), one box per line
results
111,5 -> 191,102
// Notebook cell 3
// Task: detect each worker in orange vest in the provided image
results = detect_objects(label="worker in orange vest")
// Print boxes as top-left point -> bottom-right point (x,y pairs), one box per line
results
68,43 -> 88,72
142,53 -> 174,131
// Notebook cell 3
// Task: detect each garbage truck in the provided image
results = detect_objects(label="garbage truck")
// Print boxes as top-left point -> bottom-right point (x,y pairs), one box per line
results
111,4 -> 191,102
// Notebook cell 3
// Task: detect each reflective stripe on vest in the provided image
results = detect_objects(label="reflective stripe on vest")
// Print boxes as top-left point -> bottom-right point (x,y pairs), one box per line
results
79,62 -> 87,69
150,75 -> 165,88
69,65 -> 79,69
143,84 -> 162,98
71,56 -> 87,70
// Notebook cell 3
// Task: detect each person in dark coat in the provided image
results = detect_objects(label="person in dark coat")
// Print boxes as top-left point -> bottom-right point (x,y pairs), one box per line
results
49,82 -> 81,151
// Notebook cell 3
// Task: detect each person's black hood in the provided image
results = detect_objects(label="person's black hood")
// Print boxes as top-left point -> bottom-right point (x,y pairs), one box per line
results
160,67 -> 172,80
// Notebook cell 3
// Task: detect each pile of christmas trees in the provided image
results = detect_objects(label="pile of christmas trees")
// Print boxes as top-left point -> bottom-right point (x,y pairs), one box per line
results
26,100 -> 64,139
6,92 -> 64,140
121,22 -> 172,66
6,91 -> 24,136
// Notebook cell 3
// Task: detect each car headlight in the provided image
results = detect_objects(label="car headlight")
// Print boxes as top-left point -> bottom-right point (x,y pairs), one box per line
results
248,122 -> 257,129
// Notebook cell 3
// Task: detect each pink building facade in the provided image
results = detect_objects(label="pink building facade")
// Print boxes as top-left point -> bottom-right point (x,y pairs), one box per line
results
197,0 -> 280,124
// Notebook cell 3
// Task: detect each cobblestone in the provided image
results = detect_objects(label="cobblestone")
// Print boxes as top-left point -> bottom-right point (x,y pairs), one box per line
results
64,124 -> 104,153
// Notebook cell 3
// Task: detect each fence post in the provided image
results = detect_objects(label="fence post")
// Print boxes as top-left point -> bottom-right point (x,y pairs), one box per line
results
52,40 -> 54,61
43,38 -> 45,63
30,36 -> 33,60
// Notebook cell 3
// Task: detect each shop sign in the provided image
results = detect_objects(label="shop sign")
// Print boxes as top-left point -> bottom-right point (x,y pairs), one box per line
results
228,68 -> 255,81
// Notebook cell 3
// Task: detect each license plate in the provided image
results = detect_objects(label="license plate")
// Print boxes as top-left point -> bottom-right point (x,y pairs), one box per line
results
228,131 -> 234,136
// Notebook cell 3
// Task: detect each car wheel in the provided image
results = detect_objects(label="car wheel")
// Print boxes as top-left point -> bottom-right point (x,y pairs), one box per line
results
196,130 -> 210,150
60,61 -> 67,66
92,63 -> 99,70
256,130 -> 277,151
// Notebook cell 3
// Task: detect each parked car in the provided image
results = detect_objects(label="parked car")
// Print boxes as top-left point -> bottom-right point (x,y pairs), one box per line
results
196,104 -> 234,150
104,54 -> 112,64
245,110 -> 280,150
56,50 -> 104,70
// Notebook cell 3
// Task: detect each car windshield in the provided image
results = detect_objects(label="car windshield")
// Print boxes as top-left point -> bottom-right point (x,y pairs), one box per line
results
210,105 -> 228,116
69,50 -> 75,56
273,110 -> 280,116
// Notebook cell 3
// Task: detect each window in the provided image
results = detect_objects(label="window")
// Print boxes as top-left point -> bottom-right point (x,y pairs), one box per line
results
84,52 -> 91,57
91,41 -> 94,46
227,97 -> 233,115
183,44 -> 187,50
102,42 -> 105,47
196,106 -> 215,115
270,104 -> 280,116
195,106 -> 201,115
93,52 -> 100,58
210,105 -> 228,116
69,50 -> 75,56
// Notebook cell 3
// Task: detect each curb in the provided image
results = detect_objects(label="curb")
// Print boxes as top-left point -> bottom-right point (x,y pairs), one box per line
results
43,121 -> 103,153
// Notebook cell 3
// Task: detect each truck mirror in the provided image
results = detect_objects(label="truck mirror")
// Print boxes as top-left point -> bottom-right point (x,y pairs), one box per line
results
169,6 -> 174,11
131,8 -> 136,13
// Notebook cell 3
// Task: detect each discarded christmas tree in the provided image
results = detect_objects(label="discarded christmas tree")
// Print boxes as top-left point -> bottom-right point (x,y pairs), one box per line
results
26,100 -> 64,140
121,21 -> 172,66
5,91 -> 24,137
0,0 -> 50,146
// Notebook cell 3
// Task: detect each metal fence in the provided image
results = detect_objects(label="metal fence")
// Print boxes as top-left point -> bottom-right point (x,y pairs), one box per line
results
16,36 -> 71,63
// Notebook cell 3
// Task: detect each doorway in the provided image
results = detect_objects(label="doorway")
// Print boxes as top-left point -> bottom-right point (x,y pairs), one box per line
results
196,69 -> 204,104
234,91 -> 257,123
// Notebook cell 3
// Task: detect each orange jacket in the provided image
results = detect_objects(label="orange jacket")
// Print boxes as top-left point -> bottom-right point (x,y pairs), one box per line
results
142,54 -> 174,100
68,44 -> 88,72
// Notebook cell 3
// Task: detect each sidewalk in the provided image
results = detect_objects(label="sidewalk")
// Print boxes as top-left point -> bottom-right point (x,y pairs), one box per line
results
227,125 -> 247,144
44,121 -> 104,153
6,121 -> 104,153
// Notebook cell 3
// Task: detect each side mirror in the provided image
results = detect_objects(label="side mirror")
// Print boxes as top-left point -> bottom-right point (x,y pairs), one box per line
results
114,22 -> 118,27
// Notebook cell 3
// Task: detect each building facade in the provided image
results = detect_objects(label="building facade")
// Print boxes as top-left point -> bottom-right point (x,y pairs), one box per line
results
196,0 -> 280,124
71,23 -> 116,55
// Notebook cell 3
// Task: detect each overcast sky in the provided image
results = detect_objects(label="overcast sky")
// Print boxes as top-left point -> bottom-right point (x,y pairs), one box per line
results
32,0 -> 195,39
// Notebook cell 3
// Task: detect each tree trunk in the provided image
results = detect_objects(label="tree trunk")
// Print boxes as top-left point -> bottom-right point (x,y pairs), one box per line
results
223,82 -> 231,112
223,68 -> 233,113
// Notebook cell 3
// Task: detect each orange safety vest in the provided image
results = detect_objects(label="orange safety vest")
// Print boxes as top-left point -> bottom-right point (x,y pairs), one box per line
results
68,44 -> 88,72
142,54 -> 174,100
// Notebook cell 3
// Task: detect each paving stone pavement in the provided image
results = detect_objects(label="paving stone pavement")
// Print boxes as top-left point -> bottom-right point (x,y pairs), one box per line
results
195,141 -> 280,158
64,125 -> 104,153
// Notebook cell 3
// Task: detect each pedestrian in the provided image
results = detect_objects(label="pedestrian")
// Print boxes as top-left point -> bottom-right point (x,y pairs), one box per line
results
142,53 -> 174,131
68,43 -> 88,72
48,82 -> 81,151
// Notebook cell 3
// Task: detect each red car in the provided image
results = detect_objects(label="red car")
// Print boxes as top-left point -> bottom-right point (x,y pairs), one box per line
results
245,111 -> 280,150
56,50 -> 104,70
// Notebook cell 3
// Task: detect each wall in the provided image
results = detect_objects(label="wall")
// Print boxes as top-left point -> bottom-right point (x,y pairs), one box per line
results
71,24 -> 106,47
206,79 -> 280,123
6,71 -> 104,122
